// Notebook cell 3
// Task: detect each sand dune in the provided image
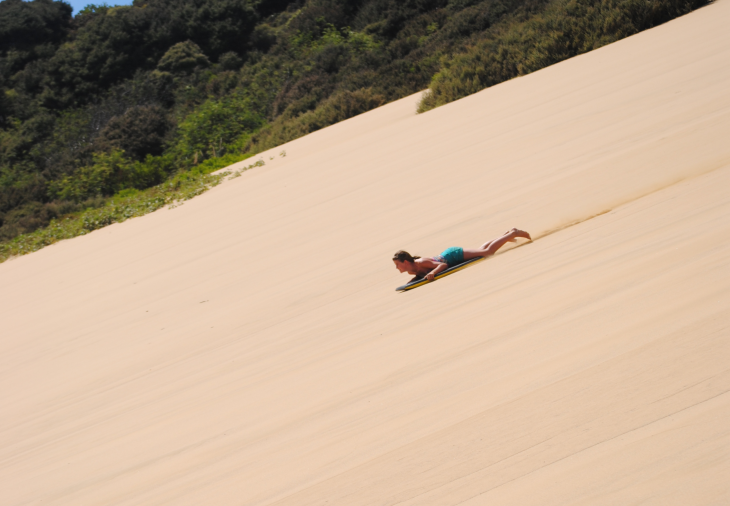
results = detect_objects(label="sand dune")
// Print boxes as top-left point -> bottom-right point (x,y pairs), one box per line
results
2,1 -> 729,504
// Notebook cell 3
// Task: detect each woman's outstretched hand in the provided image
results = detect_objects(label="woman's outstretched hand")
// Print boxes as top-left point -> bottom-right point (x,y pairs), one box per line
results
426,262 -> 448,281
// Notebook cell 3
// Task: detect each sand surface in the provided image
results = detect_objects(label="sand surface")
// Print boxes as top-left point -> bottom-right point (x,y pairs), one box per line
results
2,2 -> 730,504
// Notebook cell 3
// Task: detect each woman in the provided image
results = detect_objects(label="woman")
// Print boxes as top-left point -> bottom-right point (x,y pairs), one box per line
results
393,228 -> 531,282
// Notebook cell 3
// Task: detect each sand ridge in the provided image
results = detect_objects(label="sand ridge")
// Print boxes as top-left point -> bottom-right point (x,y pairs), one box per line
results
1,1 -> 729,504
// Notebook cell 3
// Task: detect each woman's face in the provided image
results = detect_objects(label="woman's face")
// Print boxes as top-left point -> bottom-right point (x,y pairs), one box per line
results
393,259 -> 414,274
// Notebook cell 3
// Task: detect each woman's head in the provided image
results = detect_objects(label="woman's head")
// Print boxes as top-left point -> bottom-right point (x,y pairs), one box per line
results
393,250 -> 420,273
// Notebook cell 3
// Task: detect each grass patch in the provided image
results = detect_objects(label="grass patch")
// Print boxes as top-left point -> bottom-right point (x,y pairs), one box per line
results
0,155 -> 264,262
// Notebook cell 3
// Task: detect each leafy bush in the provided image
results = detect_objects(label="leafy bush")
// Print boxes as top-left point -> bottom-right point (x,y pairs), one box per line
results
157,40 -> 210,73
172,94 -> 265,164
48,150 -> 170,202
0,199 -> 78,240
96,105 -> 171,160
248,88 -> 385,152
218,51 -> 244,70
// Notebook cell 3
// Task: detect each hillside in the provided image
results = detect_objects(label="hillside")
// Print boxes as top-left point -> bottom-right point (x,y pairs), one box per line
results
0,0 -> 708,253
1,0 -> 729,504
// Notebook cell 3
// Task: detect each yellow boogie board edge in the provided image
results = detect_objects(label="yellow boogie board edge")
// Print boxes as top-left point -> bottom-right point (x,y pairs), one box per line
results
395,257 -> 485,292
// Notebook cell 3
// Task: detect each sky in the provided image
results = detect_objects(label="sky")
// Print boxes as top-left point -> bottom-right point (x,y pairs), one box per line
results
65,0 -> 134,15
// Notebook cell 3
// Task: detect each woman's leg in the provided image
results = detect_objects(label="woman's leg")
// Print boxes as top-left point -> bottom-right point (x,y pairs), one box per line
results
478,229 -> 514,250
463,228 -> 530,260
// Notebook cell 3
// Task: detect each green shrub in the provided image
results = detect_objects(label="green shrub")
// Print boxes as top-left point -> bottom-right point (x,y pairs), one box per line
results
157,40 -> 211,73
247,88 -> 385,152
172,94 -> 264,164
218,51 -> 244,70
95,105 -> 171,160
49,150 -> 132,201
48,149 -> 170,202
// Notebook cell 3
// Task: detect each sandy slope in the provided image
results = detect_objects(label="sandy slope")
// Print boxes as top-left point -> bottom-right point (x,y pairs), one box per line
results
2,1 -> 729,504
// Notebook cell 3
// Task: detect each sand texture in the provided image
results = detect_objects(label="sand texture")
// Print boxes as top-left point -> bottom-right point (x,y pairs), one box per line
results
2,1 -> 729,504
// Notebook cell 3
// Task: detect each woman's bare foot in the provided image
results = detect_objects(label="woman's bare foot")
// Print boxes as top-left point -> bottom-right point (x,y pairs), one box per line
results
503,229 -> 517,242
503,228 -> 521,241
510,228 -> 531,240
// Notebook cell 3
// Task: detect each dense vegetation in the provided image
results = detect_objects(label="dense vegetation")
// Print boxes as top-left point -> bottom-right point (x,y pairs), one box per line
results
0,0 -> 708,260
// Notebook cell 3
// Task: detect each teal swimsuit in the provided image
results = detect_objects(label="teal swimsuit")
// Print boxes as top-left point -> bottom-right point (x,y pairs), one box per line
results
433,247 -> 464,267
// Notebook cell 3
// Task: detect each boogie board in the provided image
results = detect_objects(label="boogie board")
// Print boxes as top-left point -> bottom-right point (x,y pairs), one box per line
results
395,257 -> 485,292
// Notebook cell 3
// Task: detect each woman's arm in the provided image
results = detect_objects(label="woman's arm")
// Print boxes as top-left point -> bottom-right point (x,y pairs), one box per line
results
425,262 -> 448,281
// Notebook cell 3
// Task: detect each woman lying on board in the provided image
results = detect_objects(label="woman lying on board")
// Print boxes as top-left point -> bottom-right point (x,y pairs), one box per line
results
393,228 -> 531,282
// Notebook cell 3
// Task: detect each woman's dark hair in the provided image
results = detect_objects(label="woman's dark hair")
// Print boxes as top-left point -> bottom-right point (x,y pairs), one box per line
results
392,250 -> 420,263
